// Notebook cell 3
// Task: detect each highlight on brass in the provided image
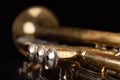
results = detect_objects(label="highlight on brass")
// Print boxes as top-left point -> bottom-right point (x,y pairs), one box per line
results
12,6 -> 120,80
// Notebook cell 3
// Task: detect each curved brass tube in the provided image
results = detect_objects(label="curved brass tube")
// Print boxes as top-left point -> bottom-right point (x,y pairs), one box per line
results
12,6 -> 120,80
17,37 -> 120,78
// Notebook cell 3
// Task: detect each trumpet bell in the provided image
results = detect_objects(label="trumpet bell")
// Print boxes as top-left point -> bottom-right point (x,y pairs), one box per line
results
12,6 -> 59,55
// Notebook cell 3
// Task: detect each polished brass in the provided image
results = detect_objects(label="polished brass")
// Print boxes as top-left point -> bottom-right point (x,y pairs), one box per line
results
12,6 -> 120,80
16,36 -> 116,57
16,36 -> 120,79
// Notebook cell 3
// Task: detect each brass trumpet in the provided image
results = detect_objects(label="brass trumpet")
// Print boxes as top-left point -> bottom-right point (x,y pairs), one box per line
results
12,6 -> 120,80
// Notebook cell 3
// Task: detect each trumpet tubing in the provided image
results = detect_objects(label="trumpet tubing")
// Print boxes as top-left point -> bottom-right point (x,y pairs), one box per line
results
12,6 -> 120,80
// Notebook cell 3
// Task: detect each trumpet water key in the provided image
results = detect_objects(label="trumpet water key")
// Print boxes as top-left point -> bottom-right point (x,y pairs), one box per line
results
12,6 -> 120,80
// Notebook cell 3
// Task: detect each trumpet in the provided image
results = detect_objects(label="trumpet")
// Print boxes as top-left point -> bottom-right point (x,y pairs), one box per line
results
12,6 -> 120,80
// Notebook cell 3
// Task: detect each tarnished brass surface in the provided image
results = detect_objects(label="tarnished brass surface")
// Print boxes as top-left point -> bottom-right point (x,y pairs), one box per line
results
12,6 -> 120,80
16,37 -> 120,77
36,26 -> 120,48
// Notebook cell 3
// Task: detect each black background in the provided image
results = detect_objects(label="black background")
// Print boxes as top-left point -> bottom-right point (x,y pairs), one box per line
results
0,1 -> 120,80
